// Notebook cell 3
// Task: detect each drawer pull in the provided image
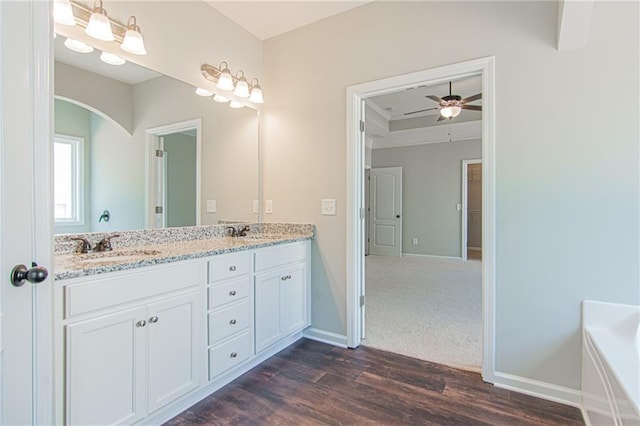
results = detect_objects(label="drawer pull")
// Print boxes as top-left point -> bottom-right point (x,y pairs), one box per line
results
149,316 -> 159,323
229,265 -> 237,272
229,319 -> 237,325
230,352 -> 238,358
229,290 -> 237,296
136,320 -> 146,328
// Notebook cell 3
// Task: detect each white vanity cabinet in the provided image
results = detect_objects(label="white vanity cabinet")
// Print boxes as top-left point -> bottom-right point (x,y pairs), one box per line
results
56,260 -> 204,425
254,242 -> 310,354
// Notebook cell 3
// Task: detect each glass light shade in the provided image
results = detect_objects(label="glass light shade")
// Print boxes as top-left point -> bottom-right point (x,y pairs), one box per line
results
213,94 -> 230,103
64,38 -> 94,53
121,29 -> 147,55
248,87 -> 264,104
440,105 -> 462,118
53,0 -> 76,26
85,10 -> 114,41
195,88 -> 213,97
234,79 -> 250,98
100,51 -> 126,65
216,71 -> 235,91
229,101 -> 244,109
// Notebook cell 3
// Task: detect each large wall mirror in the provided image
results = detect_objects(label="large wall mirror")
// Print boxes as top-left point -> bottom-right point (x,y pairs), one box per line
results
53,37 -> 259,234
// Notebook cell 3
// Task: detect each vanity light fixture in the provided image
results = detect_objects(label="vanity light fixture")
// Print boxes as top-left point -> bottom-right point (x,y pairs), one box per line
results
64,38 -> 94,53
229,100 -> 244,109
100,51 -> 126,65
213,94 -> 230,103
120,16 -> 147,55
53,0 -> 77,26
195,88 -> 213,97
201,63 -> 265,104
85,0 -> 114,42
233,71 -> 250,98
248,79 -> 264,104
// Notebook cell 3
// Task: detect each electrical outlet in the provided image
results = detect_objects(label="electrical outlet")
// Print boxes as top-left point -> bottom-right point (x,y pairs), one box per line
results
321,199 -> 336,215
412,238 -> 418,246
253,200 -> 259,214
265,200 -> 273,214
206,200 -> 216,213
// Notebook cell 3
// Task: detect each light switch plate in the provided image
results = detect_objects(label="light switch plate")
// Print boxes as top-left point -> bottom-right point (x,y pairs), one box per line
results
322,199 -> 336,215
206,200 -> 217,213
265,200 -> 273,214
253,200 -> 259,214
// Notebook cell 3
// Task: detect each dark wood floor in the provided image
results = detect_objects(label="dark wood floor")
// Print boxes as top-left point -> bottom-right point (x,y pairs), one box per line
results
166,339 -> 584,425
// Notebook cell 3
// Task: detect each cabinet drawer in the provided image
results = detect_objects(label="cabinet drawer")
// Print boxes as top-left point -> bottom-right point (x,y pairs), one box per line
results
254,242 -> 307,272
64,261 -> 200,318
208,254 -> 252,283
209,331 -> 251,379
208,300 -> 250,345
208,277 -> 250,309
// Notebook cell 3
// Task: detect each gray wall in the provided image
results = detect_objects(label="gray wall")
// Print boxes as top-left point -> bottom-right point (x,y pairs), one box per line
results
372,140 -> 481,257
262,1 -> 639,391
164,133 -> 197,227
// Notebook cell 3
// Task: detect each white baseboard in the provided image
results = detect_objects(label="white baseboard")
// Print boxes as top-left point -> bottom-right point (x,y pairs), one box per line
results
493,371 -> 582,408
467,246 -> 482,251
303,327 -> 348,348
402,253 -> 462,261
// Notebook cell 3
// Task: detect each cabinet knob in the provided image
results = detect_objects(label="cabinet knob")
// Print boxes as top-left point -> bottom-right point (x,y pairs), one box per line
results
229,265 -> 236,272
281,274 -> 292,281
149,316 -> 159,323
229,319 -> 237,325
136,320 -> 147,328
230,352 -> 238,358
229,290 -> 237,296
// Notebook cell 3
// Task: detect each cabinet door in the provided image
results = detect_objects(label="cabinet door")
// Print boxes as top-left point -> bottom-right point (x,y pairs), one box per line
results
66,306 -> 146,426
254,271 -> 283,353
282,262 -> 309,335
147,292 -> 199,414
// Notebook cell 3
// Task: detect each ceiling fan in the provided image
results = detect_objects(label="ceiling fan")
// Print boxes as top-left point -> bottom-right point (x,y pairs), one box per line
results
404,81 -> 482,121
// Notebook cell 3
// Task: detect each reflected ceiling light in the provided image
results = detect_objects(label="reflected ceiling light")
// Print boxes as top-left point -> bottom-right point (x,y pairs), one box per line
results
53,0 -> 76,26
248,78 -> 264,104
64,38 -> 94,53
85,0 -> 115,41
100,51 -> 126,65
213,94 -> 230,103
233,71 -> 250,98
120,16 -> 147,55
229,100 -> 244,109
216,62 -> 235,91
195,88 -> 213,97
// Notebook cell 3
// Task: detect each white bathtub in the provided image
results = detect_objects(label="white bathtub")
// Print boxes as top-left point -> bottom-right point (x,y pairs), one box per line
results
582,300 -> 640,426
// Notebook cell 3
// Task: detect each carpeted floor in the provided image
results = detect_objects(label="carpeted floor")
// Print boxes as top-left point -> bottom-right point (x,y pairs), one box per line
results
363,254 -> 482,371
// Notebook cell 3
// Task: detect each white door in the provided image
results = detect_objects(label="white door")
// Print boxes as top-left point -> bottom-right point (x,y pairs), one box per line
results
369,167 -> 403,256
0,2 -> 53,424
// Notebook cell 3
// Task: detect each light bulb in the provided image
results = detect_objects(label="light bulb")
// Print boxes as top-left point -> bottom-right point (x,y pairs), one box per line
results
217,70 -> 234,91
53,0 -> 76,26
248,86 -> 264,104
100,51 -> 126,65
233,75 -> 250,98
64,38 -> 94,54
229,101 -> 244,109
195,88 -> 213,97
213,94 -> 230,103
120,16 -> 147,55
440,105 -> 462,118
85,0 -> 114,42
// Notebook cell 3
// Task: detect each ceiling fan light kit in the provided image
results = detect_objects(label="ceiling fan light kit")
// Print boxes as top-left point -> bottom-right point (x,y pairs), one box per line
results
405,80 -> 482,121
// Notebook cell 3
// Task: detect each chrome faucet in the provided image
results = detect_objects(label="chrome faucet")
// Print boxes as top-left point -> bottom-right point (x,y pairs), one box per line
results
71,237 -> 92,254
94,234 -> 120,252
227,225 -> 251,237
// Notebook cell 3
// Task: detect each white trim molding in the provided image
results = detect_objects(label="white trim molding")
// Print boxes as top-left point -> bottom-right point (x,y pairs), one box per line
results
402,253 -> 462,261
303,328 -> 348,348
346,56 -> 496,384
493,372 -> 583,408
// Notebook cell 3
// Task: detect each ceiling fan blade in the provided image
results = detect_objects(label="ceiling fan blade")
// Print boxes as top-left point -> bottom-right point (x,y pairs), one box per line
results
426,95 -> 443,103
462,93 -> 482,103
462,105 -> 482,111
437,114 -> 447,122
403,107 -> 438,116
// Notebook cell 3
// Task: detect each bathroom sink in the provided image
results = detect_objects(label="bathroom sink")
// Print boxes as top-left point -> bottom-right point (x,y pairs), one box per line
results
76,249 -> 162,264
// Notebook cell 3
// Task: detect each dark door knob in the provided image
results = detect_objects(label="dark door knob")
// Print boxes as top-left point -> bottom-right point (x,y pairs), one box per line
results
11,263 -> 48,287
396,215 -> 401,218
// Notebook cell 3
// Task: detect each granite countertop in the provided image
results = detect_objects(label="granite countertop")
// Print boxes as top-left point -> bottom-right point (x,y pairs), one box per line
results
55,232 -> 312,281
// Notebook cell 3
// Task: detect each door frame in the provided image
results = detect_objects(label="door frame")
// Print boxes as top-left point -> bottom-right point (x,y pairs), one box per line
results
145,118 -> 202,228
461,159 -> 483,261
346,56 -> 496,383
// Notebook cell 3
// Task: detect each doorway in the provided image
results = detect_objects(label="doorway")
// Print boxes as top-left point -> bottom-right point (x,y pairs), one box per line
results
462,159 -> 483,261
346,57 -> 496,381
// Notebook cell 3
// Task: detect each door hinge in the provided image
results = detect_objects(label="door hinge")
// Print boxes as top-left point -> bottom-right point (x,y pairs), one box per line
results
359,295 -> 365,307
359,120 -> 365,132
155,149 -> 164,158
155,206 -> 163,214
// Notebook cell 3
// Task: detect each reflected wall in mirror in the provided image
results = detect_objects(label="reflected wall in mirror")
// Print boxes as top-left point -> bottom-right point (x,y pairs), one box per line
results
53,37 -> 259,234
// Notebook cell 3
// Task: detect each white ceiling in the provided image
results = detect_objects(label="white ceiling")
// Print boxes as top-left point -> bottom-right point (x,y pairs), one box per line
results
205,1 -> 372,40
